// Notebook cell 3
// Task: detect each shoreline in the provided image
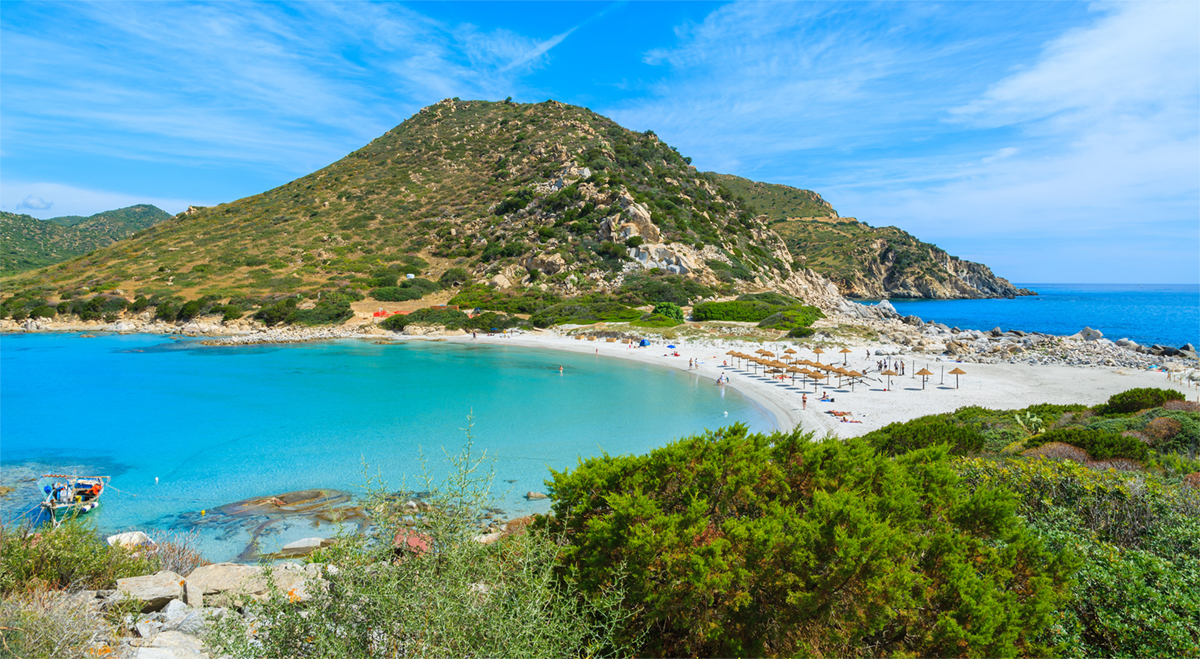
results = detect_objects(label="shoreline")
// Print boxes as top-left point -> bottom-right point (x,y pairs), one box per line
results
8,317 -> 1197,440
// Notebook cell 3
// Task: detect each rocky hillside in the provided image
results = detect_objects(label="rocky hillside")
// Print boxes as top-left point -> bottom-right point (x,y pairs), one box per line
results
0,205 -> 171,276
0,99 -> 845,309
772,219 -> 1034,299
709,177 -> 1032,299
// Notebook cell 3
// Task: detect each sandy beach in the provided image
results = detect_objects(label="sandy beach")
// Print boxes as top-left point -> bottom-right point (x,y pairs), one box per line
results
431,329 -> 1200,438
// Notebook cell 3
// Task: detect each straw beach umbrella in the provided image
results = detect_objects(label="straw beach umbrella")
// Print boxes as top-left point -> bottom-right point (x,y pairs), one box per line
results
949,367 -> 966,389
915,368 -> 934,390
839,347 -> 853,365
847,370 -> 863,391
881,369 -> 897,390
812,348 -> 825,363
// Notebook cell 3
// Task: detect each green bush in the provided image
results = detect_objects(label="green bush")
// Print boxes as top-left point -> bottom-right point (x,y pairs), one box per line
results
154,301 -> 178,322
757,305 -> 825,334
618,274 -> 712,306
176,299 -> 203,321
0,518 -> 157,595
692,300 -> 787,322
438,267 -> 472,287
1098,388 -> 1186,415
631,313 -> 681,328
493,187 -> 534,215
543,424 -> 1069,657
381,308 -> 465,331
956,458 -> 1200,658
861,415 -> 986,457
371,277 -> 441,302
529,298 -> 642,327
1026,427 -> 1149,461
449,284 -> 559,315
254,297 -> 298,325
650,302 -> 683,322
28,305 -> 56,319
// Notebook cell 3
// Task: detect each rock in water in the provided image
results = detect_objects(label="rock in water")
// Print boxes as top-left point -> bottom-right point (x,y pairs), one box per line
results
525,491 -> 549,500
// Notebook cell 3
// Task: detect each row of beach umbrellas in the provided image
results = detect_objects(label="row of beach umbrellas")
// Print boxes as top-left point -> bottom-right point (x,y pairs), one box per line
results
724,349 -> 969,390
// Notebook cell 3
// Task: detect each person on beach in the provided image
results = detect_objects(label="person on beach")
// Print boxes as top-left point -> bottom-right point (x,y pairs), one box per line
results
802,394 -> 807,410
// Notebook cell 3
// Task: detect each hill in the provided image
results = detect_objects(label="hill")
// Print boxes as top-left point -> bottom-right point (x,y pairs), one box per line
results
0,99 -> 840,309
708,176 -> 1032,299
0,205 -> 171,276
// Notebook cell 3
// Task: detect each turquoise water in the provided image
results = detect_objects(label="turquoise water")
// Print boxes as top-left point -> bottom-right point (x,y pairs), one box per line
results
0,334 -> 773,560
884,284 -> 1199,349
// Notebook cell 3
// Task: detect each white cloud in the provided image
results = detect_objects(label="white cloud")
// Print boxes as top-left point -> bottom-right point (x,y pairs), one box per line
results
1,181 -> 202,219
16,195 -> 53,211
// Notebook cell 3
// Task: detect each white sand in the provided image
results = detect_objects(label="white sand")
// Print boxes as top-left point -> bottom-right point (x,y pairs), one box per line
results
431,330 -> 1199,438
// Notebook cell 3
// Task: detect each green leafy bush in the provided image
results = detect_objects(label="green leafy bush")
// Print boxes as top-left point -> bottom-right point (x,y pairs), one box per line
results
650,302 -> 683,322
691,300 -> 781,322
956,458 -> 1200,658
630,313 -> 681,328
380,308 -> 520,332
370,277 -> 441,302
28,305 -> 56,319
861,415 -> 986,457
543,424 -> 1069,657
254,297 -> 298,325
176,299 -> 203,321
618,274 -> 712,306
448,284 -> 559,314
1097,388 -> 1186,415
1025,427 -> 1149,461
529,298 -> 642,327
756,305 -> 824,333
0,518 -> 157,595
438,267 -> 472,287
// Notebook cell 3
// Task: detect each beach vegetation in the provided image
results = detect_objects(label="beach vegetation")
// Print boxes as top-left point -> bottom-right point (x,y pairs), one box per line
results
1024,427 -> 1149,461
448,284 -> 561,314
1095,387 -> 1186,415
438,267 -> 472,288
380,308 -> 521,333
207,433 -> 637,659
529,296 -> 642,327
618,273 -> 713,306
650,302 -> 683,322
861,414 -> 987,457
542,423 -> 1070,657
370,277 -> 441,302
630,313 -> 682,328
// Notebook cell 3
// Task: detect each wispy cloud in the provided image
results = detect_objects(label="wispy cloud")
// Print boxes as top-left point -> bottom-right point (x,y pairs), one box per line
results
1,181 -> 203,219
608,1 -> 1198,282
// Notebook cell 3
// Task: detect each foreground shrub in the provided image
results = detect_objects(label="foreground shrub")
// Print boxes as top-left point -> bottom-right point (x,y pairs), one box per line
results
861,414 -> 986,457
1098,387 -> 1185,415
448,284 -> 560,314
0,518 -> 157,595
0,584 -> 111,658
1026,427 -> 1149,461
543,424 -> 1069,657
957,458 -> 1200,658
1022,441 -> 1091,462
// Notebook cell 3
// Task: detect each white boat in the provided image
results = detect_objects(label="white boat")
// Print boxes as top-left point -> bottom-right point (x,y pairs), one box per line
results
38,474 -> 110,526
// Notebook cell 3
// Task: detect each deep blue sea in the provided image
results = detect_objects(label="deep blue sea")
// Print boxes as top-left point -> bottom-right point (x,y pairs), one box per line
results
0,334 -> 772,561
883,284 -> 1199,349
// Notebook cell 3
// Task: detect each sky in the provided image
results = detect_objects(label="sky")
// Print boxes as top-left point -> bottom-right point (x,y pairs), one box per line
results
2,1 -> 1197,284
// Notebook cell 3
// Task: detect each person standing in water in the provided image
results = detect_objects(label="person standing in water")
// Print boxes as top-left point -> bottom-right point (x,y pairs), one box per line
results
559,365 -> 563,374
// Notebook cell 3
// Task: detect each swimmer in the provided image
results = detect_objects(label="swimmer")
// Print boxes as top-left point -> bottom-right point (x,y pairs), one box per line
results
559,366 -> 563,374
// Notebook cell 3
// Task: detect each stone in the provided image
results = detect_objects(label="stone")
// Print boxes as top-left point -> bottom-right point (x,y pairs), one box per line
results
990,327 -> 1003,337
161,599 -> 189,621
281,537 -> 326,551
473,532 -> 502,544
183,580 -> 204,608
524,491 -> 549,500
162,610 -> 208,636
1079,327 -> 1104,341
108,531 -> 156,549
115,571 -> 185,612
135,619 -> 162,638
1182,343 -> 1195,352
185,563 -> 306,606
902,315 -> 922,326
129,630 -> 207,659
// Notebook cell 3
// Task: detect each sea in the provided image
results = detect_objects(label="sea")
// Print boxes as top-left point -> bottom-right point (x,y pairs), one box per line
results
0,334 -> 773,561
881,283 -> 1199,349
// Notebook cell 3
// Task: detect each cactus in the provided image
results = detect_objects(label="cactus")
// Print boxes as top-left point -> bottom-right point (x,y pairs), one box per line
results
1014,411 -> 1044,436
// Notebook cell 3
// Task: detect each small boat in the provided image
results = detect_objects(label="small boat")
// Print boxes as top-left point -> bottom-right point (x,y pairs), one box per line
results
39,474 -> 110,526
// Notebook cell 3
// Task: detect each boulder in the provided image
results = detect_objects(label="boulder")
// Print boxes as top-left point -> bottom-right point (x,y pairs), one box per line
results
115,571 -> 185,612
107,531 -> 156,549
902,315 -> 923,326
473,532 -> 502,544
185,563 -> 306,606
161,599 -> 189,621
129,630 -> 207,659
1181,343 -> 1195,352
990,327 -> 1003,337
281,537 -> 326,551
524,491 -> 549,500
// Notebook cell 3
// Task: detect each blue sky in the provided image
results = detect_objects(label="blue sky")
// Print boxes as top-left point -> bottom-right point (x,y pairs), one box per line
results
2,1 -> 1197,284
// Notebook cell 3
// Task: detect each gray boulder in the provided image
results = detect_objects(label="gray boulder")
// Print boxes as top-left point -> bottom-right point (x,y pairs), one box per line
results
185,563 -> 307,606
115,571 -> 185,612
129,630 -> 207,658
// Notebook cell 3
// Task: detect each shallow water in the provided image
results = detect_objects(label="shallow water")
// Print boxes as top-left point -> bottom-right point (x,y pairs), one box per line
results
0,333 -> 773,561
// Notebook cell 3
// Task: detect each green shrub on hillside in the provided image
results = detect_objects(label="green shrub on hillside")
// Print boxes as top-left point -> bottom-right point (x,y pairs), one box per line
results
529,297 -> 642,327
380,308 -> 521,332
861,415 -> 986,457
650,302 -> 683,322
254,297 -> 297,325
543,424 -> 1070,657
691,300 -> 781,322
630,313 -> 681,328
371,277 -> 440,302
438,267 -> 472,287
0,519 -> 157,594
1097,387 -> 1186,415
1025,427 -> 1149,461
618,274 -> 713,306
449,284 -> 560,314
